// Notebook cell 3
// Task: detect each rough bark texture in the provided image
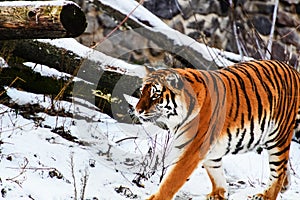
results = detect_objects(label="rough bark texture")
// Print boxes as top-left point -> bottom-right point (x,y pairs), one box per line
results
0,39 -> 141,123
0,1 -> 87,40
0,39 -> 82,74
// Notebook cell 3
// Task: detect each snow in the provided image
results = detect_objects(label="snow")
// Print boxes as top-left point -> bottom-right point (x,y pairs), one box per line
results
0,87 -> 157,199
24,62 -> 73,79
1,81 -> 300,200
0,57 -> 8,68
38,38 -> 147,78
1,115 -> 299,200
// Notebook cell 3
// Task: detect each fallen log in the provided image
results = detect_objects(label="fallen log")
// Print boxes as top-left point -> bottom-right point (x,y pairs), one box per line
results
0,1 -> 87,40
0,39 -> 143,123
95,0 -> 220,70
0,39 -> 81,75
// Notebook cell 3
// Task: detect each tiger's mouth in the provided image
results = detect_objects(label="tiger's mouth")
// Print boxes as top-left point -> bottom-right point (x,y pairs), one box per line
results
137,113 -> 160,122
137,113 -> 168,130
134,107 -> 164,122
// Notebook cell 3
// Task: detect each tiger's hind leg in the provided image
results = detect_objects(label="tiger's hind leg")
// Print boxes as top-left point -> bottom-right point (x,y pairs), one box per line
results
251,142 -> 291,200
280,164 -> 291,193
204,158 -> 228,200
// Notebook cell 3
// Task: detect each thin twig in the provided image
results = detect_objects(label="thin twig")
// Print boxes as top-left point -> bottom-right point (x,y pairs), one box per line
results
90,0 -> 145,49
229,0 -> 244,60
80,168 -> 89,200
0,76 -> 26,97
289,158 -> 300,179
278,24 -> 300,41
187,0 -> 225,68
115,136 -> 138,144
265,0 -> 279,59
70,153 -> 77,200
6,157 -> 29,187
6,166 -> 56,171
241,6 -> 267,59
254,30 -> 265,59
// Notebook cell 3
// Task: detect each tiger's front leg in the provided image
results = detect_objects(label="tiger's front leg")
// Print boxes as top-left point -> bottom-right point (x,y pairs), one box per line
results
147,150 -> 201,200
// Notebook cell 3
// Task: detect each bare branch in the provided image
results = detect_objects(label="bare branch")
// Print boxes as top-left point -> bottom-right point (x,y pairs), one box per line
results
229,0 -> 244,61
80,168 -> 89,200
70,153 -> 77,200
265,0 -> 279,59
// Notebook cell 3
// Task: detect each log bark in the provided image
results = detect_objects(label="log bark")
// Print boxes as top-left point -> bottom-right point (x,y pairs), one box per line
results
0,1 -> 87,40
0,39 -> 142,123
0,39 -> 81,74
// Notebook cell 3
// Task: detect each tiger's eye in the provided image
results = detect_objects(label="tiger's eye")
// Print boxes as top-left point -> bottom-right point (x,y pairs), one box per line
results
152,93 -> 161,99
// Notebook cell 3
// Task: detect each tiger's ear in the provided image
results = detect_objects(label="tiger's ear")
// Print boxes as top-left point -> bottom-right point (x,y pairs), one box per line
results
144,66 -> 155,75
166,72 -> 183,93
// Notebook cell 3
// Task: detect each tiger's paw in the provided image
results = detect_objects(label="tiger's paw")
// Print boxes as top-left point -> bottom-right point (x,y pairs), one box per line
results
147,194 -> 173,200
206,195 -> 227,200
206,196 -> 226,200
206,188 -> 227,200
147,194 -> 155,200
147,194 -> 164,200
248,193 -> 265,200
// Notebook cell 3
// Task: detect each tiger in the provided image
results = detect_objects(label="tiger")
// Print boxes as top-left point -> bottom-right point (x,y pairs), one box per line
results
134,60 -> 300,200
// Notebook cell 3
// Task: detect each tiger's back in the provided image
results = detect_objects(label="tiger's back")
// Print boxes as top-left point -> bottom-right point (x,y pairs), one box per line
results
135,60 -> 300,200
211,60 -> 300,154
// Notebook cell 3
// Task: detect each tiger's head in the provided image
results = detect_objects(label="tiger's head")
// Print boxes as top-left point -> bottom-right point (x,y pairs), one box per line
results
135,69 -> 200,130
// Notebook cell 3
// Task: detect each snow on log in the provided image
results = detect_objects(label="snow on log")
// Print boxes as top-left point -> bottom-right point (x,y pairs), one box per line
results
0,1 -> 87,40
0,38 -> 145,122
0,38 -> 146,79
96,0 -> 249,69
40,39 -> 145,122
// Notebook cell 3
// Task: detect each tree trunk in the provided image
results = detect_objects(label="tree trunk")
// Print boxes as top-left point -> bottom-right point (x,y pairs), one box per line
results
0,1 -> 87,40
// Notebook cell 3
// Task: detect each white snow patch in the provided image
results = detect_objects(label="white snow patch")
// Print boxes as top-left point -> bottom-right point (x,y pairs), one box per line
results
0,57 -> 9,68
38,38 -> 147,78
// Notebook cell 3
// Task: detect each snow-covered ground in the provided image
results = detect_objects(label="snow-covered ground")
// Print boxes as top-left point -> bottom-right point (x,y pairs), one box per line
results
0,83 -> 300,200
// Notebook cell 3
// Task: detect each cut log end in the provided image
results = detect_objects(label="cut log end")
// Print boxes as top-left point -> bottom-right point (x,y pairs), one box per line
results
0,1 -> 87,40
61,3 -> 87,37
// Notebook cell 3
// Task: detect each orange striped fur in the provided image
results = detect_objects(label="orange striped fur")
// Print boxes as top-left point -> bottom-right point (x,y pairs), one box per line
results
135,60 -> 300,200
